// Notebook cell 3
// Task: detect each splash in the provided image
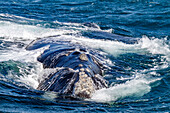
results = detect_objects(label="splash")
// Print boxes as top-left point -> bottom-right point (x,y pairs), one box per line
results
0,46 -> 44,88
87,36 -> 169,102
91,78 -> 151,102
90,69 -> 163,102
137,36 -> 170,61
0,21 -> 78,41
69,35 -> 170,62
70,37 -> 140,57
0,19 -> 169,102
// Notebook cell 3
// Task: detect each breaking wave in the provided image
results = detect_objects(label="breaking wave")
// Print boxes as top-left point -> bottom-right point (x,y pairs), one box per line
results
0,19 -> 169,102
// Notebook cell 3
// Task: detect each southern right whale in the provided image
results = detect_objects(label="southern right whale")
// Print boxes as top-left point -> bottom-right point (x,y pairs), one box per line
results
26,36 -> 109,99
26,25 -> 138,99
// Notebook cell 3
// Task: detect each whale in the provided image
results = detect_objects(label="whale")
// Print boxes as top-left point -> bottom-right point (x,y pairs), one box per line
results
26,36 -> 108,99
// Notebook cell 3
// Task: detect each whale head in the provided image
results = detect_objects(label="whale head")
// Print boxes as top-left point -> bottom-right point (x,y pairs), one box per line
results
37,49 -> 108,99
26,37 -> 108,99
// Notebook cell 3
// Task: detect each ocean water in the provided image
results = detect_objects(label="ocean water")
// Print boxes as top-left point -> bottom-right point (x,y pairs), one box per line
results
0,0 -> 169,112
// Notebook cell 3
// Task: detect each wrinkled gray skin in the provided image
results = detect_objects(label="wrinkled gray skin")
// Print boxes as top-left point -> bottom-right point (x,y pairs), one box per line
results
26,36 -> 108,99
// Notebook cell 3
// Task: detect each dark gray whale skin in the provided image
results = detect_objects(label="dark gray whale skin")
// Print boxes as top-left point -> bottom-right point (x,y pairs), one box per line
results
26,36 -> 108,99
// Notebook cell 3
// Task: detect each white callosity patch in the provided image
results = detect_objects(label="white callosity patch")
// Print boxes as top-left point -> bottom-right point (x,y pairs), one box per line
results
74,71 -> 95,98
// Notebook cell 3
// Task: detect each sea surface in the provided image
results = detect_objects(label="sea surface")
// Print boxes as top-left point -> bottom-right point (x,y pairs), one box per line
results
0,0 -> 169,112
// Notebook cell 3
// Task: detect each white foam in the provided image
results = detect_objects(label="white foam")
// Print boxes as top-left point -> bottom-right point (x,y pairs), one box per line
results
90,57 -> 166,103
90,70 -> 163,102
3,19 -> 168,61
0,41 -> 49,88
18,69 -> 40,89
67,36 -> 142,57
0,21 -> 78,41
0,14 -> 38,22
85,36 -> 169,102
91,78 -> 151,102
137,36 -> 170,61
0,19 -> 169,102
42,91 -> 58,101
70,35 -> 170,62
0,45 -> 46,62
0,18 -> 168,60
0,47 -> 45,88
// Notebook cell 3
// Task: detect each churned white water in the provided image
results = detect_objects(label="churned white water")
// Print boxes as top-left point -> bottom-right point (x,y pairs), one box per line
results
91,79 -> 151,102
90,71 -> 163,102
0,20 -> 169,102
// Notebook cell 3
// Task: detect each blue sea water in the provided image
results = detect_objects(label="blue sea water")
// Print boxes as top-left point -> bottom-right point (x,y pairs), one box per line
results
0,0 -> 169,112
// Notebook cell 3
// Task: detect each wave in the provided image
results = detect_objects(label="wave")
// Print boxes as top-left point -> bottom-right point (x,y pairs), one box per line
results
0,20 -> 169,59
0,20 -> 169,102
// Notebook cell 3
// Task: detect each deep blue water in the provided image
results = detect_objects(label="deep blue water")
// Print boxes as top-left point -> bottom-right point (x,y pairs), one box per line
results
0,0 -> 169,112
